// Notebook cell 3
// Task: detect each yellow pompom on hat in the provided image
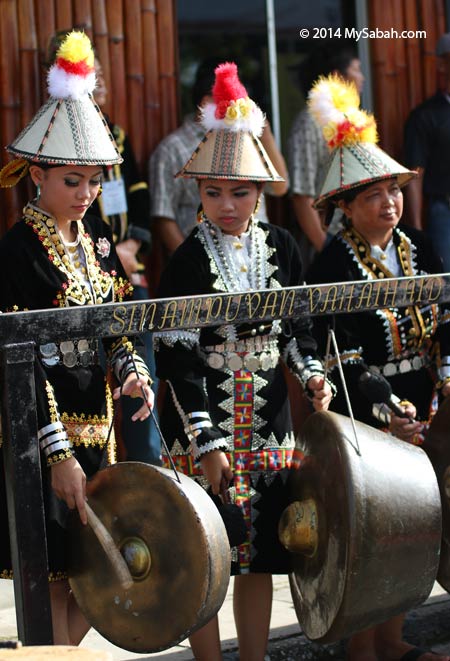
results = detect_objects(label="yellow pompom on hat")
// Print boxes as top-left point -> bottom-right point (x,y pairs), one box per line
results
309,74 -> 415,208
0,30 -> 121,188
177,62 -> 283,182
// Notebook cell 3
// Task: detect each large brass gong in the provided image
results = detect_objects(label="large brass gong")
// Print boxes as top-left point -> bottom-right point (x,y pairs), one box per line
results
69,462 -> 231,653
279,411 -> 441,643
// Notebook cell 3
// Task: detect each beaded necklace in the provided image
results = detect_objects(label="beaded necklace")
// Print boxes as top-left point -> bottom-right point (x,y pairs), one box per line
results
343,225 -> 415,280
343,225 -> 437,351
198,216 -> 268,292
23,203 -> 113,306
58,229 -> 92,293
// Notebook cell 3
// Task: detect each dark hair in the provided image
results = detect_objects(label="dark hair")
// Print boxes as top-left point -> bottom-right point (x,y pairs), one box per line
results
337,176 -> 400,205
297,44 -> 359,95
197,179 -> 264,189
324,47 -> 359,77
323,181 -> 371,226
336,181 -> 375,205
191,57 -> 226,108
30,162 -> 64,170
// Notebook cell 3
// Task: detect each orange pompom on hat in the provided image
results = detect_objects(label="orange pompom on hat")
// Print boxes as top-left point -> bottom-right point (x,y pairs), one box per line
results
177,62 -> 283,182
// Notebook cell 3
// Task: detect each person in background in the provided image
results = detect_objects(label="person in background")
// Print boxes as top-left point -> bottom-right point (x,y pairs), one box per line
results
287,47 -> 364,268
149,58 -> 289,259
0,31 -> 154,645
154,62 -> 333,661
404,33 -> 450,272
307,73 -> 450,661
45,29 -> 161,465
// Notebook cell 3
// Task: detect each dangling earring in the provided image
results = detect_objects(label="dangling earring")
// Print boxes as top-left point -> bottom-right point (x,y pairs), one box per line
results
253,196 -> 261,216
197,204 -> 205,224
97,185 -> 103,197
36,183 -> 41,201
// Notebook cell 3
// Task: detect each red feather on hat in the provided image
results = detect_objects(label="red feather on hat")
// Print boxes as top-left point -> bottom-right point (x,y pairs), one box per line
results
212,62 -> 248,104
201,61 -> 265,135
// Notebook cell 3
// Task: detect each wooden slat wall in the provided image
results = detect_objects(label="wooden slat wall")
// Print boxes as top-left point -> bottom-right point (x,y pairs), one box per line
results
0,0 -> 178,235
1,1 -> 448,236
369,0 -> 446,160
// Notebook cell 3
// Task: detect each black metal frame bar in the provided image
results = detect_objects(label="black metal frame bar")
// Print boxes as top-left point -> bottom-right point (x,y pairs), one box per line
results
1,343 -> 52,644
0,274 -> 448,345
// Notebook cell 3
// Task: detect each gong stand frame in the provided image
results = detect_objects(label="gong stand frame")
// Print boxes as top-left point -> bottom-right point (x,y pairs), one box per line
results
1,272 -> 449,646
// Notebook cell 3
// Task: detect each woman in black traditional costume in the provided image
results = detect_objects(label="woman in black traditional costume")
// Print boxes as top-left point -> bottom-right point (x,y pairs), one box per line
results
306,75 -> 450,661
0,32 -> 154,646
44,29 -> 161,466
154,62 -> 334,661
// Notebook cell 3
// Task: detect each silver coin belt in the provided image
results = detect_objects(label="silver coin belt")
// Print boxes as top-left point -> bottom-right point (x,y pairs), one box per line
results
204,336 -> 279,372
369,355 -> 427,378
39,339 -> 99,368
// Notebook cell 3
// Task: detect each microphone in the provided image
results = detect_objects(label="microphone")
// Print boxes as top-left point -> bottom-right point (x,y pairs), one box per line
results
358,370 -> 416,424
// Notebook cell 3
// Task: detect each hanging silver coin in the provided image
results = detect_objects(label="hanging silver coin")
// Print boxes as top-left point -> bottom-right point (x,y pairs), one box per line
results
77,339 -> 90,352
60,340 -> 75,354
41,355 -> 60,367
207,352 -> 225,370
399,359 -> 412,374
79,350 -> 94,367
412,356 -> 423,370
39,343 -> 58,358
63,351 -> 77,368
243,354 -> 260,372
227,353 -> 243,371
383,363 -> 396,377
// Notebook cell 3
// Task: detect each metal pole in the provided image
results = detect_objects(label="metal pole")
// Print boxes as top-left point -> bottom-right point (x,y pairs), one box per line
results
355,0 -> 373,111
1,343 -> 53,645
265,0 -> 281,145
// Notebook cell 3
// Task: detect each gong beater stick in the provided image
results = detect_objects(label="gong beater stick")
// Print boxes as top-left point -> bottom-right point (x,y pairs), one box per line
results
85,501 -> 133,590
126,352 -> 181,482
